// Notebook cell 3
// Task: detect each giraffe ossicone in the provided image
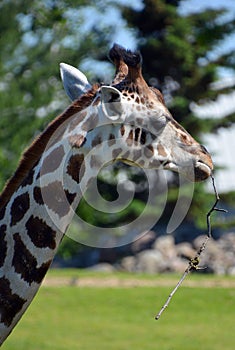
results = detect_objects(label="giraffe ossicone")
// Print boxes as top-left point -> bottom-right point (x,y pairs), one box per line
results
0,43 -> 213,345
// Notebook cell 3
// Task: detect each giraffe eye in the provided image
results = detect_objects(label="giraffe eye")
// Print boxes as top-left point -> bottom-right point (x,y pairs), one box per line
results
200,145 -> 209,153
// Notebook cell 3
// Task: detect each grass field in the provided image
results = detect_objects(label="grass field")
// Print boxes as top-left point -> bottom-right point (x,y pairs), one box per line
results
2,270 -> 235,350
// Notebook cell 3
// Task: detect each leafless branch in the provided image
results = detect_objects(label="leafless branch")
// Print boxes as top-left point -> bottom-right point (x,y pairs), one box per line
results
155,174 -> 227,320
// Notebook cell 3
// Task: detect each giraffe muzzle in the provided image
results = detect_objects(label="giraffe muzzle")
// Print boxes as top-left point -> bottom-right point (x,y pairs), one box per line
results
194,161 -> 212,182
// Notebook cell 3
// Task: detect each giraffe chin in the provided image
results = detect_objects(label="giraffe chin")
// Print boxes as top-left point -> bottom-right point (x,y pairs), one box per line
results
121,159 -> 140,167
163,161 -> 212,182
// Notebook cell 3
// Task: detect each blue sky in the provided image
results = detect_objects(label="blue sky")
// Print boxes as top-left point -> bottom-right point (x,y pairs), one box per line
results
179,0 -> 235,13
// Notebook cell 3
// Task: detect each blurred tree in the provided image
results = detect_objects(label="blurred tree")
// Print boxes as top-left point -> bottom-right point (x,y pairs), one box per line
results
119,0 -> 235,229
0,0 -> 115,190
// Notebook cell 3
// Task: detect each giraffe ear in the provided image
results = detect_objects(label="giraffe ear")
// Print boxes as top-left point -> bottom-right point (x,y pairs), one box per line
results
100,86 -> 123,121
60,63 -> 91,101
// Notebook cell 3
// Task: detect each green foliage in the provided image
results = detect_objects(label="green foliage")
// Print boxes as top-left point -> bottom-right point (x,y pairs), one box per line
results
0,0 -> 113,190
56,235 -> 82,260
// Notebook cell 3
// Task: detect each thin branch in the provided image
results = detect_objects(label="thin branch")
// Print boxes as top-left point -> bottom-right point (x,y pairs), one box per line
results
206,175 -> 227,237
155,174 -> 227,320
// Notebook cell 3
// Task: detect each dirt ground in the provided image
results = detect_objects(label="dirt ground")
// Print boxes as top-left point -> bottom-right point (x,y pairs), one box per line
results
42,274 -> 235,288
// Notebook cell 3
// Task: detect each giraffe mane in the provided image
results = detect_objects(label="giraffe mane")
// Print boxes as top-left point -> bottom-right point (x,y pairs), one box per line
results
0,84 -> 99,210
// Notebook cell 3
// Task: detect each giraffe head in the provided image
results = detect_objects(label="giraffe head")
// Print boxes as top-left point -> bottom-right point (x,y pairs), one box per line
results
61,44 -> 213,182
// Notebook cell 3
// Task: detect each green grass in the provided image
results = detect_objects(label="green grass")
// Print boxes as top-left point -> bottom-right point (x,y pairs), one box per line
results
2,271 -> 235,350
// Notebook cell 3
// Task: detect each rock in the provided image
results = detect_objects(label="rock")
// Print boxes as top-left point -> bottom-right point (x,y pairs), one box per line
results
86,263 -> 115,272
171,257 -> 188,273
152,235 -> 176,260
193,234 -> 235,274
136,250 -> 168,273
131,231 -> 156,254
121,256 -> 136,272
176,242 -> 196,259
218,232 -> 235,252
119,232 -> 235,275
227,266 -> 235,275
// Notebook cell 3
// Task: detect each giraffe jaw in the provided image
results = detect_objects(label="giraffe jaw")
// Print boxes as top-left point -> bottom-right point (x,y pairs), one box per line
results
122,159 -> 140,167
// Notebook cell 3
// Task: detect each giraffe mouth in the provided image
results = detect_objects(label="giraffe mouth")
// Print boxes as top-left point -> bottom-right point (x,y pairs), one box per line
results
163,160 -> 212,182
194,161 -> 212,182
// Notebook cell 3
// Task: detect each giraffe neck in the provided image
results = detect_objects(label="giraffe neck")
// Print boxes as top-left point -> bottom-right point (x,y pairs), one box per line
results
0,114 -> 150,343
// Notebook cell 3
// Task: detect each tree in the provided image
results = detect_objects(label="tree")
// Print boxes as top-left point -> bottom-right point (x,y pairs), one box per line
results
119,0 -> 235,230
0,0 -> 114,190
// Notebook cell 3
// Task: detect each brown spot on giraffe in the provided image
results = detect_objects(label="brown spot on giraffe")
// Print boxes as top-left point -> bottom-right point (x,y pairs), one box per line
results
34,183 -> 76,216
126,130 -> 134,146
120,125 -> 125,136
144,145 -> 154,158
140,130 -> 146,145
147,145 -> 154,153
0,225 -> 7,268
81,112 -> 98,132
12,233 -> 52,285
65,190 -> 76,206
33,187 -> 44,205
112,148 -> 122,159
122,151 -> 130,159
25,216 -> 57,250
149,159 -> 162,168
108,134 -> 115,146
66,154 -> 85,183
0,277 -> 26,327
10,193 -> 30,226
134,128 -> 141,142
157,144 -> 167,157
39,181 -> 76,217
69,134 -> 86,148
68,111 -> 87,132
132,149 -> 142,161
135,96 -> 140,104
40,145 -> 65,176
91,135 -> 102,147
179,133 -> 193,146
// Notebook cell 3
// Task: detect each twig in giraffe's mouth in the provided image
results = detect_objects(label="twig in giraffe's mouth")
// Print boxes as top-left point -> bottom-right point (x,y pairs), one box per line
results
155,174 -> 228,320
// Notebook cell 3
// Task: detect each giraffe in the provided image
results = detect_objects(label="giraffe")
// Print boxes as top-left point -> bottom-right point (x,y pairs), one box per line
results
0,44 -> 213,345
